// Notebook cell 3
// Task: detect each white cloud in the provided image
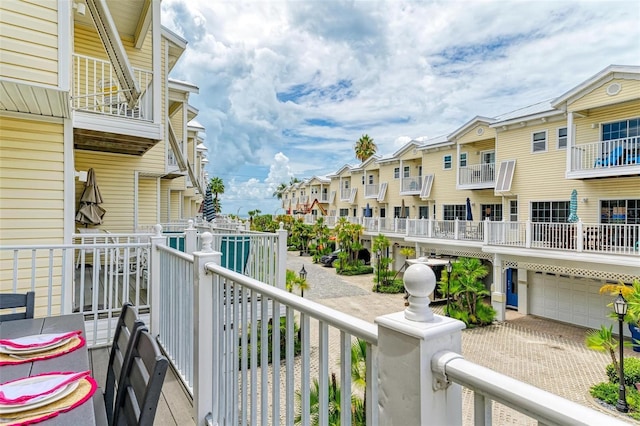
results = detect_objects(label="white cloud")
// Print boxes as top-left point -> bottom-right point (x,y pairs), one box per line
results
162,0 -> 640,215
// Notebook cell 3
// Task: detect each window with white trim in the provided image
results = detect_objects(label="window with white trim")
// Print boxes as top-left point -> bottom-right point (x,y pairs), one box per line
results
339,208 -> 349,217
394,167 -> 400,179
362,176 -> 365,185
481,204 -> 503,221
368,174 -> 374,184
557,127 -> 567,149
600,199 -> 640,224
602,118 -> 640,140
532,131 -> 547,152
509,200 -> 518,222
460,152 -> 467,167
403,166 -> 410,178
443,204 -> 466,220
443,154 -> 452,170
417,166 -> 422,176
531,201 -> 569,223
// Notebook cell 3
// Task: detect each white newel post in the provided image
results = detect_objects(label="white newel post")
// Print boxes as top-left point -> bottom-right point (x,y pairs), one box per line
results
149,224 -> 165,336
491,254 -> 505,322
525,220 -> 532,248
192,232 -> 220,426
376,263 -> 466,425
576,220 -> 584,252
276,222 -> 288,290
454,218 -> 459,240
184,219 -> 197,254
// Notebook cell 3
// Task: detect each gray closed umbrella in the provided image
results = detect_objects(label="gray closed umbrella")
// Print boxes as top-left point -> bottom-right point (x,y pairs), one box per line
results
75,168 -> 105,226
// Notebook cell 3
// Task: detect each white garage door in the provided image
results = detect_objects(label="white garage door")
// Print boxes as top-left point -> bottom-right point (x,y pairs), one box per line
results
529,272 -> 611,330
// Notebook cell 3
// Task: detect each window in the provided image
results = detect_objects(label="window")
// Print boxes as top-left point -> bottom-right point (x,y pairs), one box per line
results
443,204 -> 466,220
510,200 -> 518,222
600,199 -> 640,224
443,154 -> 452,170
417,166 -> 422,177
403,166 -> 410,178
311,187 -> 318,195
339,208 -> 349,217
393,206 -> 409,218
481,204 -> 503,221
532,131 -> 547,152
343,180 -> 349,189
557,127 -> 567,149
460,153 -> 467,167
380,207 -> 386,218
531,201 -> 569,223
368,174 -> 374,184
362,176 -> 365,185
418,206 -> 429,219
482,151 -> 495,164
394,167 -> 400,179
602,118 -> 640,141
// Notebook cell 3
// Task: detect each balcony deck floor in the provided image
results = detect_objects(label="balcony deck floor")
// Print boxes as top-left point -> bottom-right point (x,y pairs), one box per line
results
89,347 -> 194,425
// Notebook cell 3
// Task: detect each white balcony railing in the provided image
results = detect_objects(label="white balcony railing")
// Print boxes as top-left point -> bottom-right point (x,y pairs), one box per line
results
72,54 -> 153,121
400,176 -> 422,193
319,192 -> 329,202
340,188 -> 351,201
1,225 -> 629,425
365,184 -> 380,198
571,136 -> 640,172
458,163 -> 496,186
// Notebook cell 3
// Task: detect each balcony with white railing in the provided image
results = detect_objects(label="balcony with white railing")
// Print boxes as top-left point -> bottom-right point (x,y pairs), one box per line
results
71,54 -> 161,155
365,183 -> 381,198
458,163 -> 496,189
1,232 -> 628,426
400,176 -> 422,194
319,192 -> 329,203
568,137 -> 640,179
340,188 -> 351,201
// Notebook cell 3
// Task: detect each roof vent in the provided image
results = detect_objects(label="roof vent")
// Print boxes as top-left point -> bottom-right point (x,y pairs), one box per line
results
476,127 -> 484,136
606,82 -> 621,96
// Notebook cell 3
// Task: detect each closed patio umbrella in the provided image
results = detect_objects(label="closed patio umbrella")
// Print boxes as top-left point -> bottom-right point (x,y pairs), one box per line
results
364,203 -> 372,217
75,168 -> 105,226
466,197 -> 473,221
568,189 -> 579,223
203,186 -> 215,222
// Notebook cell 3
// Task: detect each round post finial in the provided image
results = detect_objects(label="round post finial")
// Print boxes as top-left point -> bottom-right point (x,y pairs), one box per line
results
187,219 -> 194,230
279,222 -> 284,230
201,232 -> 213,252
403,263 -> 436,322
153,224 -> 163,236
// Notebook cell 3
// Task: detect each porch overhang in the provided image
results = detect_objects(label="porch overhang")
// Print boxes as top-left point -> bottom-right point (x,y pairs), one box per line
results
0,79 -> 70,118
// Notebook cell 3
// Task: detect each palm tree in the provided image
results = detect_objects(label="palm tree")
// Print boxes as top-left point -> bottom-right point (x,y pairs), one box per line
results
272,182 -> 287,200
209,177 -> 225,214
586,325 -> 620,377
354,134 -> 377,162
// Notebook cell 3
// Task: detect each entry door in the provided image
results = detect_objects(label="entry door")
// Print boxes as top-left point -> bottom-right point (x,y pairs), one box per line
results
506,268 -> 518,308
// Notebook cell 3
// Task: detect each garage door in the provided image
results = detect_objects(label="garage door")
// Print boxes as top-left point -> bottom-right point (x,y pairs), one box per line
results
529,272 -> 611,330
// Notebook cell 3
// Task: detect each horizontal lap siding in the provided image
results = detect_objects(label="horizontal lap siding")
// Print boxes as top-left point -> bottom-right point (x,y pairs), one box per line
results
138,177 -> 158,228
0,1 -> 58,86
0,116 -> 64,242
421,150 -> 462,219
570,78 -> 640,112
574,100 -> 640,146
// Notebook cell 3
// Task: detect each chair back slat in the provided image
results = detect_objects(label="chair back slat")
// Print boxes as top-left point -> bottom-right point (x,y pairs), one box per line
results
0,292 -> 35,321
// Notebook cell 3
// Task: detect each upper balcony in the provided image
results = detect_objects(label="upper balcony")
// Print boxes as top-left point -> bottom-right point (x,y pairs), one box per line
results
365,183 -> 380,198
567,137 -> 640,179
71,54 -> 161,156
458,163 -> 496,189
400,176 -> 422,195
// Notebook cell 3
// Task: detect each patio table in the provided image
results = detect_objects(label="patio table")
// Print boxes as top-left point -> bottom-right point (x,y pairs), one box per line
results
0,314 -> 96,425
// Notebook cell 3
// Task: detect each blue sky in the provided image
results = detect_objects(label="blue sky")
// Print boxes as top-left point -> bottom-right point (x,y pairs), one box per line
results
161,0 -> 640,217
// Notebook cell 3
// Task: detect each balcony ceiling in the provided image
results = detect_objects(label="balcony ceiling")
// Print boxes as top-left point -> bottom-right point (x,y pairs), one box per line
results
74,127 -> 157,156
74,0 -> 149,43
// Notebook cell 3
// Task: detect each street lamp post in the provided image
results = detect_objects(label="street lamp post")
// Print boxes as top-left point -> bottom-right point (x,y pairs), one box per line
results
376,249 -> 381,293
299,265 -> 307,298
445,260 -> 453,317
614,292 -> 629,413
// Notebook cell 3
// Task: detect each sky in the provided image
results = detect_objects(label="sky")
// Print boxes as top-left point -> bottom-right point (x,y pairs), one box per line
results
160,0 -> 640,217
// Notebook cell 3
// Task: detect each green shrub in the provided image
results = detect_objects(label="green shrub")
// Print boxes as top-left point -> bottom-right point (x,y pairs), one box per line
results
590,381 -> 640,419
374,279 -> 404,294
606,357 -> 640,386
340,266 -> 374,276
240,317 -> 301,368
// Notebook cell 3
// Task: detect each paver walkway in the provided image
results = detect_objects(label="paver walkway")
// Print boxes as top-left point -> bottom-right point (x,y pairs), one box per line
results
287,252 -> 638,425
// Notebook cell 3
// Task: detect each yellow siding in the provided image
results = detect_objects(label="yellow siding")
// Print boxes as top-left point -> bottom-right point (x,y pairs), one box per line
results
379,162 -> 399,211
460,139 -> 495,166
457,124 -> 494,145
138,177 -> 158,227
0,0 -> 58,86
0,116 -> 64,242
574,100 -> 640,145
160,181 -> 170,222
570,78 -> 640,112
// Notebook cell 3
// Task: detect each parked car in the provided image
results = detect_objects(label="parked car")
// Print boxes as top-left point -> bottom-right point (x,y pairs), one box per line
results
320,248 -> 370,267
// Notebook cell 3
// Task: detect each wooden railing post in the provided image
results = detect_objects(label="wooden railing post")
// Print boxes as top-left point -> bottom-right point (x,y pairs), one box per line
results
376,264 -> 465,425
184,219 -> 197,254
276,222 -> 288,290
193,232 -> 221,426
149,224 -> 166,336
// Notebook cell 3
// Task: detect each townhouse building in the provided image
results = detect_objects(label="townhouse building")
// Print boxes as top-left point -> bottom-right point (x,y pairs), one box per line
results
285,64 -> 640,331
0,0 -> 205,311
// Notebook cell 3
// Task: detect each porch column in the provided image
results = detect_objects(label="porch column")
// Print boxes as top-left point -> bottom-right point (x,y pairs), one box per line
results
193,232 -> 221,426
149,224 -> 166,335
491,254 -> 506,321
517,268 -> 529,315
276,222 -> 288,290
566,111 -> 574,174
376,264 -> 465,425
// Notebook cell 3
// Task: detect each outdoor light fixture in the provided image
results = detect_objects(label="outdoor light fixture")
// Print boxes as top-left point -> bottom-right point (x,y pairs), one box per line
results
445,260 -> 453,317
299,265 -> 307,281
614,291 -> 629,413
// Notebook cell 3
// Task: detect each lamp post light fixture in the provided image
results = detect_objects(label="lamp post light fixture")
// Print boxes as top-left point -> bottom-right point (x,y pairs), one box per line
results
445,260 -> 453,317
298,265 -> 307,298
376,249 -> 382,293
614,291 -> 629,413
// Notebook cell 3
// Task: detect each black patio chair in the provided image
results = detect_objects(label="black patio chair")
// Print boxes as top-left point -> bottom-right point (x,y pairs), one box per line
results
93,303 -> 146,426
112,329 -> 169,426
0,291 -> 35,321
